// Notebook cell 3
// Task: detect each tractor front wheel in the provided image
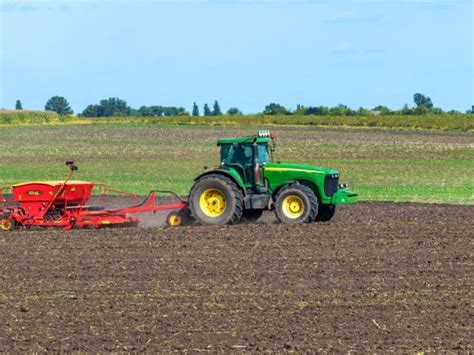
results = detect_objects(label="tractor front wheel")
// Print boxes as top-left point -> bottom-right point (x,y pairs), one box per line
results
189,174 -> 243,225
274,184 -> 318,224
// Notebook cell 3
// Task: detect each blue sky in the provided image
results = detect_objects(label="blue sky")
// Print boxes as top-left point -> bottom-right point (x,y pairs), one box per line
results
0,0 -> 472,114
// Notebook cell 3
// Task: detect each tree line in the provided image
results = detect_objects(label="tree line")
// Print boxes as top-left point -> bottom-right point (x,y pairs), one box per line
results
11,93 -> 474,117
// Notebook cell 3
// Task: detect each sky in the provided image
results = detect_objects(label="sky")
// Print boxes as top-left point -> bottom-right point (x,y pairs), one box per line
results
0,0 -> 472,114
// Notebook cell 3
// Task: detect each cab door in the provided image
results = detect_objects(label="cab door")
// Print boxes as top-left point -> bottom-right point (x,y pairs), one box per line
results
222,143 -> 254,186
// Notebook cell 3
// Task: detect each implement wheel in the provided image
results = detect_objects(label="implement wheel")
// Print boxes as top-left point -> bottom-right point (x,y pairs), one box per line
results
274,184 -> 318,224
189,174 -> 243,225
166,208 -> 193,227
1,219 -> 15,231
166,211 -> 182,227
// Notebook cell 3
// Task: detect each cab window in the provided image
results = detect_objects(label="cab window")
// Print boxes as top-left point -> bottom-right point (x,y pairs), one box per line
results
257,144 -> 269,164
221,143 -> 269,166
227,144 -> 252,165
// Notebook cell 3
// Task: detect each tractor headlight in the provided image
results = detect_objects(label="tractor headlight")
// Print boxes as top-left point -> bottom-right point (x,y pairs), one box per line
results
257,129 -> 271,138
338,183 -> 348,189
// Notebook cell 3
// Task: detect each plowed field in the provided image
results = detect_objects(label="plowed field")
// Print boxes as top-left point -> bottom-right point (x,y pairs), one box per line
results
0,202 -> 472,352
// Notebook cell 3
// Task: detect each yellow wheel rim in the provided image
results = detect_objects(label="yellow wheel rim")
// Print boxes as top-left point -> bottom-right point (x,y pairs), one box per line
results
1,220 -> 13,231
282,195 -> 305,219
168,214 -> 182,227
199,188 -> 226,217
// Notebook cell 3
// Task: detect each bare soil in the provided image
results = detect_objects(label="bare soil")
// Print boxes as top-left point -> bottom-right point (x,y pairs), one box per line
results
0,202 -> 472,352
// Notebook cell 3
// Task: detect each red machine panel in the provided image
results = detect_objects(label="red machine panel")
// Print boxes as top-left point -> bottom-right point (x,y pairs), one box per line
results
12,181 -> 94,215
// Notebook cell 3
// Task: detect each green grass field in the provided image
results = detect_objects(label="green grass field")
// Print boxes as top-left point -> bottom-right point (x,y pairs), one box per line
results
0,123 -> 473,204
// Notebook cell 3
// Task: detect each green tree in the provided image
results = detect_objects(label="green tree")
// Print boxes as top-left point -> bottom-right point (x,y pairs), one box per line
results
303,106 -> 329,115
44,96 -> 73,115
203,103 -> 212,116
134,105 -> 186,117
15,100 -> 23,110
263,103 -> 291,115
227,107 -> 242,115
137,106 -> 157,116
413,93 -> 433,109
81,104 -> 100,117
327,104 -> 357,116
192,102 -> 200,116
356,107 -> 371,116
97,97 -> 131,117
400,104 -> 415,115
372,105 -> 392,115
82,97 -> 131,117
212,100 -> 222,116
163,106 -> 186,116
294,104 -> 306,115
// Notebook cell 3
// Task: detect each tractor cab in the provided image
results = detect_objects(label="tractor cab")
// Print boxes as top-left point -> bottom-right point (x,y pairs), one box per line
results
218,130 -> 273,189
220,141 -> 270,166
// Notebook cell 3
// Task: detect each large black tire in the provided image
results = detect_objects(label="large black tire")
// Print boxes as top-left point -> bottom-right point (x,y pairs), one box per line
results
274,184 -> 318,224
315,204 -> 336,222
189,174 -> 244,225
241,209 -> 264,223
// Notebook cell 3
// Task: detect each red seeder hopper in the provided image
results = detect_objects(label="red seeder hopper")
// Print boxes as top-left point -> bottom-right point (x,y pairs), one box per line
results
0,161 -> 188,231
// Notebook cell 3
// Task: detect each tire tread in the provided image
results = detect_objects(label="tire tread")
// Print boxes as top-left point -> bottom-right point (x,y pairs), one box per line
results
189,174 -> 244,225
274,183 -> 318,224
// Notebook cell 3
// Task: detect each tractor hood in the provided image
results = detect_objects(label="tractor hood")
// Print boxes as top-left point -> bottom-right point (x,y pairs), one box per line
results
264,162 -> 339,176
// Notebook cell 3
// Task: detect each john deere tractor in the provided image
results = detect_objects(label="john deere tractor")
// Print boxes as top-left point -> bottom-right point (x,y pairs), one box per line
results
188,130 -> 357,225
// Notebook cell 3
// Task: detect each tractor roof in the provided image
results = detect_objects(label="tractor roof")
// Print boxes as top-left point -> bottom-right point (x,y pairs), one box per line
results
217,136 -> 272,145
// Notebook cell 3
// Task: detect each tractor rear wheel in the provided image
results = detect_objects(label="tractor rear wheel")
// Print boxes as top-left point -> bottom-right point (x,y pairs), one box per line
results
189,174 -> 243,225
315,204 -> 336,222
274,184 -> 318,224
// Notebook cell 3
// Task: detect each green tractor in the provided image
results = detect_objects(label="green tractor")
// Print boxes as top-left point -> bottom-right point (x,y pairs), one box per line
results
188,130 -> 357,225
